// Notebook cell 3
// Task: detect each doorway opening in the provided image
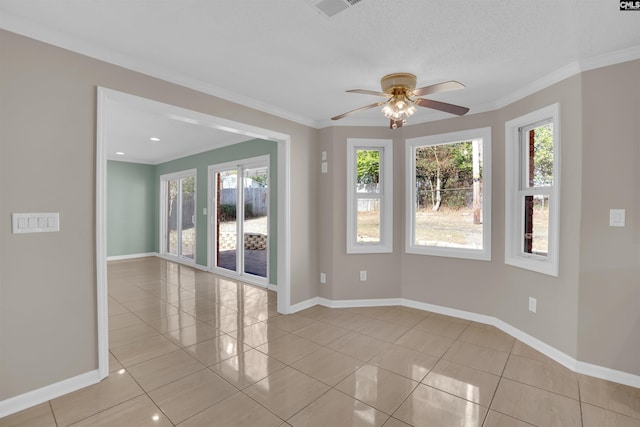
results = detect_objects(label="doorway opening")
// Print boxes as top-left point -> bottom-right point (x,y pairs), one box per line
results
96,87 -> 292,380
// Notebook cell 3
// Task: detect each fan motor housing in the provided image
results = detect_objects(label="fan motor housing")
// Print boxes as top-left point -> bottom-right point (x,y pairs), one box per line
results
381,73 -> 417,94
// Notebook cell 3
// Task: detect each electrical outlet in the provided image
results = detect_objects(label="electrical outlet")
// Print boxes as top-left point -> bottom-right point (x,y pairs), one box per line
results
320,272 -> 326,284
529,297 -> 537,313
359,270 -> 367,281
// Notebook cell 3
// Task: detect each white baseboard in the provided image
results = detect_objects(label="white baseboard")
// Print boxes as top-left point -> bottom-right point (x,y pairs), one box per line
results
0,370 -> 100,418
107,252 -> 158,261
319,297 -> 404,309
290,296 -> 322,313
289,296 -> 640,389
575,361 -> 640,390
492,317 -> 578,372
401,299 -> 496,325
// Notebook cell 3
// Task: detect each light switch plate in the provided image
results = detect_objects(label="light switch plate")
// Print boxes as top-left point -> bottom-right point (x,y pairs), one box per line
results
609,209 -> 625,227
12,213 -> 60,233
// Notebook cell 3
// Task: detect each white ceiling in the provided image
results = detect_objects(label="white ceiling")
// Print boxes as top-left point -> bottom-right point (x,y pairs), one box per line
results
2,0 -> 640,163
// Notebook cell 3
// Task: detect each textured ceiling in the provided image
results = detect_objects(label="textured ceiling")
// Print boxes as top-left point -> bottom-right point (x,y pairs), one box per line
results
2,0 -> 640,161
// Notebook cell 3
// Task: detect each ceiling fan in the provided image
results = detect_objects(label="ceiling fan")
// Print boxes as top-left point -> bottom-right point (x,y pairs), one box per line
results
331,72 -> 470,129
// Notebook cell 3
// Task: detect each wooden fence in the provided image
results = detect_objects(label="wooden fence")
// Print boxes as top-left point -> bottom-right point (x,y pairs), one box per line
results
220,188 -> 268,217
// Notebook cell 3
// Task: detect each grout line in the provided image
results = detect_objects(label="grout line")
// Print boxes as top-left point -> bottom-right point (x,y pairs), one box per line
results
238,389 -> 288,425
48,400 -> 59,427
578,372 -> 585,427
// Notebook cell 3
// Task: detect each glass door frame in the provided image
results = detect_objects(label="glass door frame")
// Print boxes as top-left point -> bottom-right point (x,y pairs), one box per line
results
208,155 -> 269,287
159,168 -> 197,264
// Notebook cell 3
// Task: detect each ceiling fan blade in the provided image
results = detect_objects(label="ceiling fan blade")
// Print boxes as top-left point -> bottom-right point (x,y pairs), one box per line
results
415,98 -> 470,116
346,89 -> 389,97
412,80 -> 465,97
331,101 -> 386,121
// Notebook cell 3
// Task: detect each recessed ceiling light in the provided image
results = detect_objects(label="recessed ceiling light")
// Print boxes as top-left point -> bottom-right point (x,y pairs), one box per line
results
149,137 -> 160,142
116,151 -> 125,155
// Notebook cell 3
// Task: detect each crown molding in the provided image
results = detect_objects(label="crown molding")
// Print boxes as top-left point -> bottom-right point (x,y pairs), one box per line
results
478,61 -> 583,113
579,44 -> 640,72
470,44 -> 640,114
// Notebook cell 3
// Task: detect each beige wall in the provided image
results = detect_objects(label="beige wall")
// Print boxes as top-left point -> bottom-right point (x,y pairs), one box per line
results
318,126 -> 403,301
493,75 -> 583,359
0,29 -> 319,400
578,59 -> 640,375
1,31 -> 99,400
401,111 -> 504,318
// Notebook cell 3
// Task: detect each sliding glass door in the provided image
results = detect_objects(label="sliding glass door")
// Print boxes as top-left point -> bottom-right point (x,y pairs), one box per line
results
210,157 -> 269,285
161,170 -> 196,261
215,169 -> 238,272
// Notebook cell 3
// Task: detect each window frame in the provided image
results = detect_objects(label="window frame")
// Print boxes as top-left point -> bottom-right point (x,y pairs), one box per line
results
505,103 -> 560,276
405,127 -> 492,261
346,138 -> 393,254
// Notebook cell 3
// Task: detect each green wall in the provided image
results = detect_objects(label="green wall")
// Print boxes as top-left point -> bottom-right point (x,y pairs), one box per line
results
107,161 -> 157,257
155,139 -> 278,284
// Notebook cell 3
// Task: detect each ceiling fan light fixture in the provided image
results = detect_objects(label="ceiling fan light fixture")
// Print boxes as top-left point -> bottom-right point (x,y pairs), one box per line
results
382,94 -> 417,121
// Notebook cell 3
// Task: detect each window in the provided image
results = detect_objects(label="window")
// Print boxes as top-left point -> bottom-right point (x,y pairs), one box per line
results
505,103 -> 560,276
346,138 -> 393,254
406,128 -> 491,260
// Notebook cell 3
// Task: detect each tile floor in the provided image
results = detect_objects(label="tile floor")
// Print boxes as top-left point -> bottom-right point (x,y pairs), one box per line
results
3,257 -> 640,427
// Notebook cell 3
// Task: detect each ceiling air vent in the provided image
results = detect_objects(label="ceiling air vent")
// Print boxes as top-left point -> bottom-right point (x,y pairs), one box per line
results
307,0 -> 364,18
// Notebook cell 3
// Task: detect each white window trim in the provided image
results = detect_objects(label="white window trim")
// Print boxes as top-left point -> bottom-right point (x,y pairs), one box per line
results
505,103 -> 560,277
346,138 -> 393,254
159,168 -> 197,264
405,127 -> 492,261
